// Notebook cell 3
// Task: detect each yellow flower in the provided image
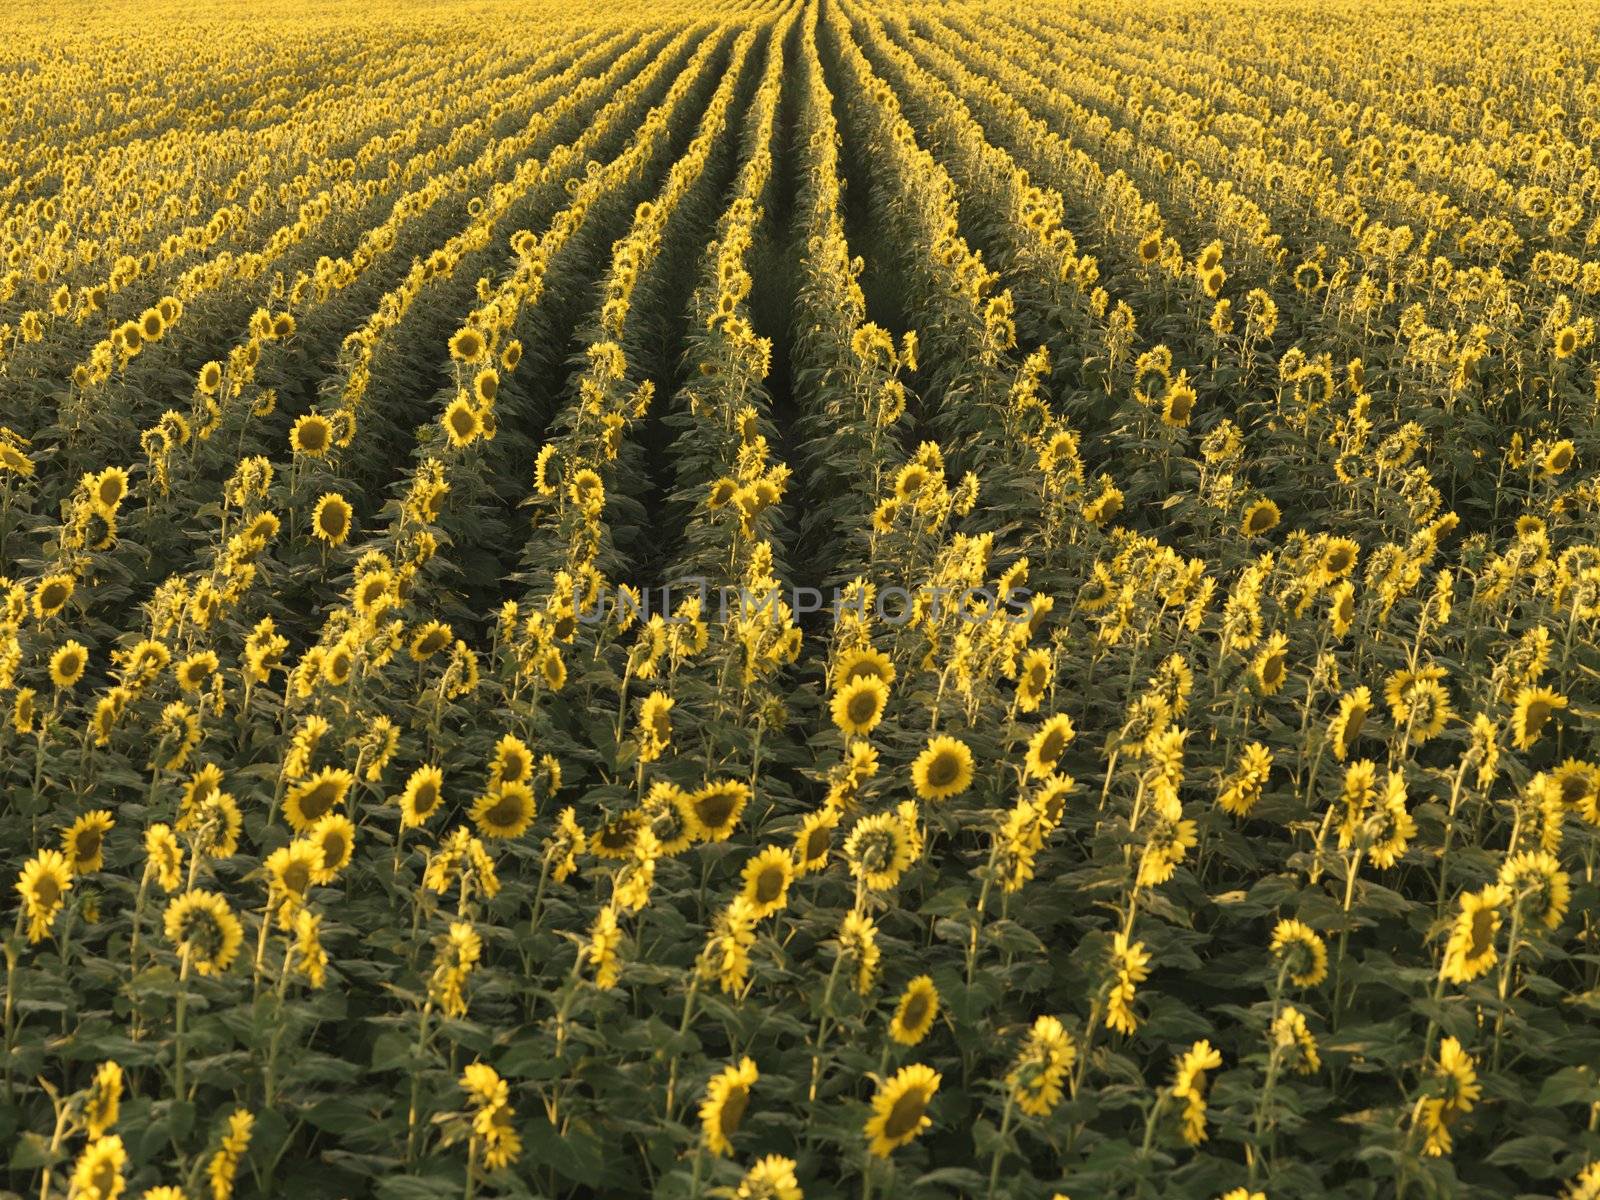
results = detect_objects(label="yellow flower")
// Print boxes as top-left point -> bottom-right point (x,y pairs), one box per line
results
310,492 -> 353,545
472,780 -> 536,840
1511,686 -> 1567,750
163,891 -> 243,975
50,640 -> 89,689
831,674 -> 889,736
864,1063 -> 940,1156
207,1109 -> 254,1200
1170,1039 -> 1223,1145
1419,1037 -> 1480,1156
144,824 -> 183,892
1007,1015 -> 1075,1116
792,809 -> 839,876
1441,884 -> 1509,984
399,765 -> 445,828
735,1156 -> 801,1200
1024,715 -> 1075,779
1269,918 -> 1328,987
1499,850 -> 1571,930
34,572 -> 75,620
1241,498 -> 1280,536
689,779 -> 750,842
844,811 -> 914,891
289,413 -> 333,458
739,845 -> 794,919
283,767 -> 353,832
700,1057 -> 759,1156
889,975 -> 940,1046
69,1134 -> 126,1200
910,735 -> 974,801
62,810 -> 115,874
84,1060 -> 123,1138
308,813 -> 356,882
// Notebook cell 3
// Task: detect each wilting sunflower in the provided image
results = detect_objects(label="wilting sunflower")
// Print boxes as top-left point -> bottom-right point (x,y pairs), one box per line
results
289,412 -> 333,458
844,812 -> 914,891
309,813 -> 357,883
49,640 -> 88,689
1511,686 -> 1567,750
888,976 -> 940,1046
163,890 -> 243,975
399,765 -> 445,828
1269,918 -> 1328,987
1441,884 -> 1509,984
865,1063 -> 941,1157
739,845 -> 794,919
831,674 -> 889,737
472,781 -> 536,840
16,849 -> 72,942
700,1057 -> 758,1157
62,810 -> 115,874
911,735 -> 974,802
33,573 -> 75,620
688,779 -> 750,843
311,493 -> 353,545
283,767 -> 353,832
1024,714 -> 1076,779
792,808 -> 840,876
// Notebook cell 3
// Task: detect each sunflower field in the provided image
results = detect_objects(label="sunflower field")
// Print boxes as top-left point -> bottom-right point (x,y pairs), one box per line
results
5,0 -> 1600,1197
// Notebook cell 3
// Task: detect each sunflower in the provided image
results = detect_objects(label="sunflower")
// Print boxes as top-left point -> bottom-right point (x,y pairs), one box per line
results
1016,648 -> 1053,713
84,1060 -> 123,1138
689,779 -> 750,842
175,650 -> 218,692
700,1057 -> 758,1157
707,476 -> 739,510
740,845 -> 793,918
1553,758 -> 1599,821
1542,439 -> 1576,476
1170,1039 -> 1223,1145
1420,1036 -> 1481,1156
399,765 -> 445,828
472,781 -> 536,840
1008,1015 -> 1076,1117
309,813 -> 356,882
197,360 -> 223,395
1511,686 -> 1567,750
792,808 -> 839,875
442,396 -> 482,447
449,327 -> 486,363
1441,884 -> 1508,984
1366,771 -> 1416,868
844,812 -> 914,891
188,791 -> 242,860
33,573 -> 75,619
289,413 -> 333,458
91,466 -> 130,517
144,824 -> 183,892
69,1135 -> 126,1200
16,849 -> 72,942
45,640 -> 86,689
591,809 -> 646,860
734,1156 -> 801,1200
409,621 -> 452,661
911,735 -> 974,801
1251,632 -> 1289,695
835,645 -> 896,688
266,840 -> 322,922
283,767 -> 353,832
865,1063 -> 941,1157
831,674 -> 888,737
1328,580 -> 1356,637
1241,498 -> 1280,536
311,493 -> 353,545
1269,919 -> 1328,987
483,735 -> 532,789
637,691 -> 673,762
63,810 -> 115,874
1498,850 -> 1570,930
1327,685 -> 1371,761
164,890 -> 243,975
889,976 -> 940,1046
1024,714 -> 1075,779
